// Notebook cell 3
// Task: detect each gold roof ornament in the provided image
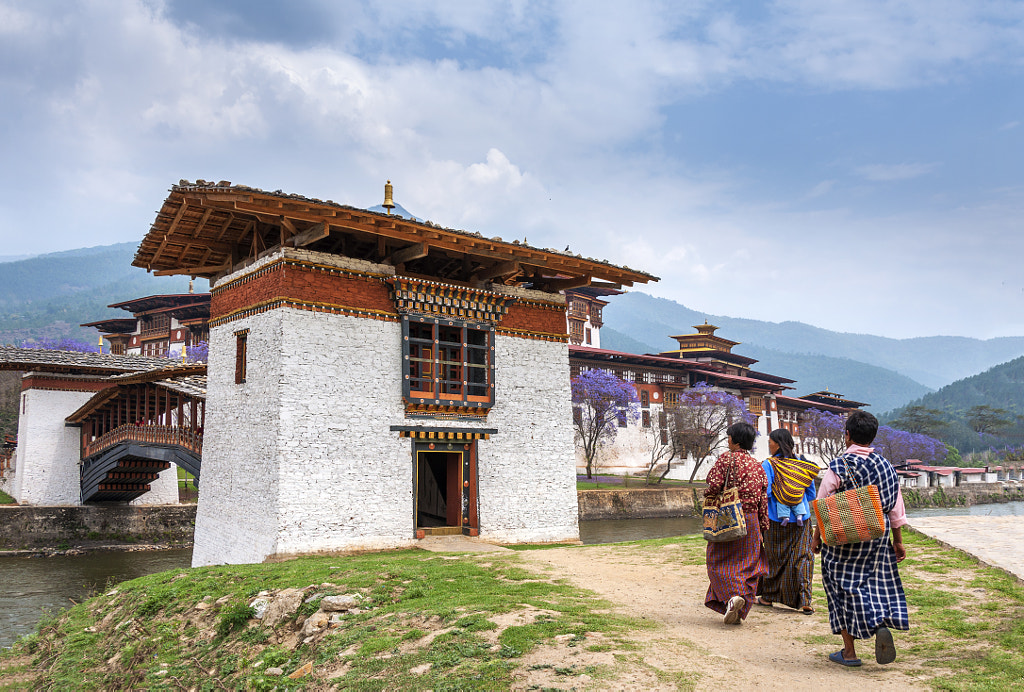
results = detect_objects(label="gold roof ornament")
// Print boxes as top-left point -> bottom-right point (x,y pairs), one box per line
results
383,180 -> 395,214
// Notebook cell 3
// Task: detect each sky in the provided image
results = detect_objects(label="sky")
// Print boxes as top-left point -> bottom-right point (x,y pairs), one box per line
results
0,1 -> 1022,340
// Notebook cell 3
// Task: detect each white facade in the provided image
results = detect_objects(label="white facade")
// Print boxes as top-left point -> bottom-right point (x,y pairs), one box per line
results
11,385 -> 96,505
575,397 -> 782,481
192,250 -> 578,567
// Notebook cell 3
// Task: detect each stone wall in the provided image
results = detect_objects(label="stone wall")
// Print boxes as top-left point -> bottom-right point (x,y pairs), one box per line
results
902,482 -> 1024,508
577,488 -> 698,520
0,505 -> 196,548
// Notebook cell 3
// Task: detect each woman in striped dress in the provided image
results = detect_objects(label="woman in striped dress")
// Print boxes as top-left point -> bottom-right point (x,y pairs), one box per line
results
757,428 -> 818,614
703,421 -> 769,625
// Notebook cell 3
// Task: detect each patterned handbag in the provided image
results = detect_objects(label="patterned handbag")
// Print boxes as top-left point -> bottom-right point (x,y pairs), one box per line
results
812,455 -> 886,546
703,464 -> 748,543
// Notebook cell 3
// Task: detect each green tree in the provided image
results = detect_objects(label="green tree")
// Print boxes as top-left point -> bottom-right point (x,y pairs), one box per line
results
891,405 -> 947,436
966,405 -> 1010,436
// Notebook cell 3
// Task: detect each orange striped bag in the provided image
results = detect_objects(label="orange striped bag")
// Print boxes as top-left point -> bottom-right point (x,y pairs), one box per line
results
812,483 -> 886,546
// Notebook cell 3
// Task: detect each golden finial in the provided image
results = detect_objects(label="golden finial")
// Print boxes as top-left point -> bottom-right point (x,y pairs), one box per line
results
383,180 -> 395,214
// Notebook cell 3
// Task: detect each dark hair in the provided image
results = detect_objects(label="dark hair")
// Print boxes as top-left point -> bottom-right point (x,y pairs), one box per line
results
727,421 -> 757,451
768,428 -> 796,458
845,410 -> 878,445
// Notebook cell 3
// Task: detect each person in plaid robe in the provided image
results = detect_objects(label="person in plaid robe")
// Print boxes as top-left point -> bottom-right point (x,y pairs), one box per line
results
812,410 -> 909,667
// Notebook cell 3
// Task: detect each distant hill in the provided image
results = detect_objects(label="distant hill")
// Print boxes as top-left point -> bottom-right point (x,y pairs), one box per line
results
884,356 -> 1024,453
0,243 -> 208,346
601,292 -> 1024,413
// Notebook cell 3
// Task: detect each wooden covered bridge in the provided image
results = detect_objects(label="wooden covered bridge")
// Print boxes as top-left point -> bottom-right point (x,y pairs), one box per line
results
67,366 -> 206,502
0,346 -> 205,505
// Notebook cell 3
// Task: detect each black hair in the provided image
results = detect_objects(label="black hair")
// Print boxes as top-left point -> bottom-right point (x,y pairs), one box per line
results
768,428 -> 796,458
727,421 -> 757,451
845,410 -> 878,445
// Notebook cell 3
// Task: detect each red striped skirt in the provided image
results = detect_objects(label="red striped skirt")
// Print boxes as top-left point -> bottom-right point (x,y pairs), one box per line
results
705,513 -> 766,620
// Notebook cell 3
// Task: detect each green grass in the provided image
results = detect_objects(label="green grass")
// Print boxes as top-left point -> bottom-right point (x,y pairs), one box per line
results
0,549 -> 653,690
0,489 -> 14,504
832,530 -> 1024,691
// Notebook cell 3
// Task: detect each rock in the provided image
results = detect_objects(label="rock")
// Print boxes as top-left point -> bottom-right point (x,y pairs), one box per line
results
265,667 -> 284,676
289,662 -> 313,679
321,594 -> 360,612
214,595 -> 232,606
195,602 -> 211,611
249,597 -> 270,619
301,612 -> 330,637
410,663 -> 432,675
261,588 -> 305,628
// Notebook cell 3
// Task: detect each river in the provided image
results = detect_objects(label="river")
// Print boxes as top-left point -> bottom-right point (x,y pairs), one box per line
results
4,502 -> 1022,649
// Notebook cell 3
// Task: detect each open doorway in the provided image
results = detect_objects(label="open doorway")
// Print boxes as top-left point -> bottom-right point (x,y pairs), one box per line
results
413,442 -> 477,537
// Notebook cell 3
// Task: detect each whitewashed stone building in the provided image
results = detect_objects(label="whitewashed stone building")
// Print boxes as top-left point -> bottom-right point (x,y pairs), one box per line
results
132,180 -> 656,566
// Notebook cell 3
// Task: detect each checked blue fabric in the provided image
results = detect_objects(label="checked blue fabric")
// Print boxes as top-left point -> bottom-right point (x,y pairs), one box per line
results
820,451 -> 909,639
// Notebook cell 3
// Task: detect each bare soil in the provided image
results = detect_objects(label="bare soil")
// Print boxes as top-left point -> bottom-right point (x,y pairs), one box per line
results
515,542 -> 933,691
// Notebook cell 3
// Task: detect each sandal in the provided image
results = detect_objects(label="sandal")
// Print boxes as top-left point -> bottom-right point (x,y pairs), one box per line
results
801,606 -> 814,615
756,597 -> 773,607
828,650 -> 862,667
875,626 -> 896,664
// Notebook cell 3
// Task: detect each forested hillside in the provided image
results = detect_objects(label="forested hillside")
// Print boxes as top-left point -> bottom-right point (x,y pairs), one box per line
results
0,244 -> 206,346
883,356 -> 1024,454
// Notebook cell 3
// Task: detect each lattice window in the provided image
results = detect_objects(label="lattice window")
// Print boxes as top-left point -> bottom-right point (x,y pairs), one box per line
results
404,316 -> 494,407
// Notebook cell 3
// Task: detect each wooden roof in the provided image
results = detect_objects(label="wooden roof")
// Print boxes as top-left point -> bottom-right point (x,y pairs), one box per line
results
133,180 -> 659,290
65,374 -> 207,424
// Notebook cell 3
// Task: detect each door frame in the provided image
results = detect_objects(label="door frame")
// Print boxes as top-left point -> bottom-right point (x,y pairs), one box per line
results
412,440 -> 478,537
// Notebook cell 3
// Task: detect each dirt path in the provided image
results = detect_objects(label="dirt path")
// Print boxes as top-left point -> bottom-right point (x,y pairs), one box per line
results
517,543 -> 931,691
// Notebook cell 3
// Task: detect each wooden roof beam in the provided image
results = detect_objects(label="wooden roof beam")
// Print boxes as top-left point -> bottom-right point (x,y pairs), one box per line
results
535,275 -> 592,292
288,222 -> 329,248
473,260 -> 520,282
154,262 -> 231,277
386,242 -> 429,266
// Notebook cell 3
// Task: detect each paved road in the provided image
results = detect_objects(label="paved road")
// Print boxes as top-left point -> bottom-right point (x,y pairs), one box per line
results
908,516 -> 1024,581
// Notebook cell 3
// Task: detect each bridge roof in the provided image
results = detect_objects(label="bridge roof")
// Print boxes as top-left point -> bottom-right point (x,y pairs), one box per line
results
0,347 -> 170,375
65,374 -> 207,424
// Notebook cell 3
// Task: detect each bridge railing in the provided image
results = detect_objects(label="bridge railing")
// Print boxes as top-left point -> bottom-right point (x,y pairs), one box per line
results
83,424 -> 203,459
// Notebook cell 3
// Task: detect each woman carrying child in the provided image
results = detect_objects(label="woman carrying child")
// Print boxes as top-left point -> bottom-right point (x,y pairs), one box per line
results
756,428 -> 819,614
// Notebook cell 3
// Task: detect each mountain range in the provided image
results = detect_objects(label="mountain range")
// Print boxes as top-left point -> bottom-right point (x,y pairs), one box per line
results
2,244 -> 1024,416
600,292 -> 1024,414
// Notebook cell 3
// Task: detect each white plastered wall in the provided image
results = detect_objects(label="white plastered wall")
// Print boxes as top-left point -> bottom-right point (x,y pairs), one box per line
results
12,386 -> 96,505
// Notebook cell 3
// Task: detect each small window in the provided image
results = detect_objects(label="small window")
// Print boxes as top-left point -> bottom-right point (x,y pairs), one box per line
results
572,406 -> 582,426
235,331 -> 248,384
640,390 -> 649,408
617,409 -> 627,428
642,410 -> 651,428
585,327 -> 592,344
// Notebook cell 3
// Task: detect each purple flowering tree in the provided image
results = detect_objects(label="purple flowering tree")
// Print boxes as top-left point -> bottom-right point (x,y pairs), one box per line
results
798,408 -> 847,461
571,369 -> 640,479
185,340 -> 209,363
667,383 -> 753,483
873,425 -> 946,465
18,338 -> 102,353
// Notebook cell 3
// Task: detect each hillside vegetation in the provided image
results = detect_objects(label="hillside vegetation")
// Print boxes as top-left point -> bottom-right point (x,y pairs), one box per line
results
0,244 -> 206,346
884,356 -> 1024,455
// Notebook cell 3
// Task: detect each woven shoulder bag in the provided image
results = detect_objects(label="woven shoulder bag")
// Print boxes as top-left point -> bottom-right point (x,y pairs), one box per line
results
703,463 -> 748,543
811,455 -> 886,546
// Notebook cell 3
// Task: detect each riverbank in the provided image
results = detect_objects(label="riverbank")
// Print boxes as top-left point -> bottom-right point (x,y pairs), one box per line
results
2,531 -> 1022,690
902,482 -> 1024,508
